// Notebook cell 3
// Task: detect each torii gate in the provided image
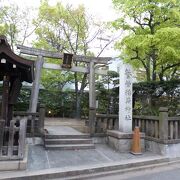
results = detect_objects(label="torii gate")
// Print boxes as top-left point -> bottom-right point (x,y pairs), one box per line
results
17,45 -> 112,135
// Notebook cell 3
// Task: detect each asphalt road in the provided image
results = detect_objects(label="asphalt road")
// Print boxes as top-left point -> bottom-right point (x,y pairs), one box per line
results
92,162 -> 180,180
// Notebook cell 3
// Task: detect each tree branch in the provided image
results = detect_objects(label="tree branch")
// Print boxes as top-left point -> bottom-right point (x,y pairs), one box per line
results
162,62 -> 180,73
131,48 -> 147,69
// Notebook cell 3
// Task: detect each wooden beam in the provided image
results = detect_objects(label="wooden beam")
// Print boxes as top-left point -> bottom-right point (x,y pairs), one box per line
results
43,63 -> 89,73
17,44 -> 111,64
17,45 -> 63,59
43,63 -> 108,75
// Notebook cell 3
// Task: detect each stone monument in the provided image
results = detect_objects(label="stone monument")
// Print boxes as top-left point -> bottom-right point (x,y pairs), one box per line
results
107,62 -> 145,153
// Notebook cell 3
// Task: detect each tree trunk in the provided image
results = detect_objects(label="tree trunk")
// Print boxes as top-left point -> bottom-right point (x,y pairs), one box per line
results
159,73 -> 163,81
74,71 -> 88,119
146,67 -> 151,81
75,92 -> 81,119
152,49 -> 157,81
146,58 -> 151,81
74,72 -> 80,119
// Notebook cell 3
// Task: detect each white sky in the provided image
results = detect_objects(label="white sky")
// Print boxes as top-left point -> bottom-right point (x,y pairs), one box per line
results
58,0 -> 117,21
2,0 -> 121,69
4,0 -> 118,21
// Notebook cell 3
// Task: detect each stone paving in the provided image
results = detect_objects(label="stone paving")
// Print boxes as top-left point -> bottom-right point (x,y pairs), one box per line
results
45,125 -> 84,135
27,143 -> 161,171
0,119 -> 165,179
28,123 -> 162,171
24,125 -> 162,171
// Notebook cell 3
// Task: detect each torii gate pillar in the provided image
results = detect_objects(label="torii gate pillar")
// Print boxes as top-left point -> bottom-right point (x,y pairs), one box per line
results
89,61 -> 96,136
29,56 -> 44,113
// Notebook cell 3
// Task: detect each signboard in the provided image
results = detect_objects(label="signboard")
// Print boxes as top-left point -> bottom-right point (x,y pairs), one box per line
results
62,53 -> 73,68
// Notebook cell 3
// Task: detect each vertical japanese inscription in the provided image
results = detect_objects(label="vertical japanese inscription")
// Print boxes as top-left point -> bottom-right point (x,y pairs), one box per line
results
124,67 -> 132,121
119,63 -> 133,132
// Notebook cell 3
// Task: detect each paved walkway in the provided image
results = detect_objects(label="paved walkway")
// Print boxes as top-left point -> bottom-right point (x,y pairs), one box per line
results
45,126 -> 84,135
45,117 -> 88,133
27,144 -> 162,171
0,123 -> 166,179
28,125 -> 161,171
44,117 -> 85,127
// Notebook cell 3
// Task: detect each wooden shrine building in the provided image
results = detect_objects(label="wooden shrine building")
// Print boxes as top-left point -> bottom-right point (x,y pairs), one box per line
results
0,35 -> 34,125
0,35 -> 34,160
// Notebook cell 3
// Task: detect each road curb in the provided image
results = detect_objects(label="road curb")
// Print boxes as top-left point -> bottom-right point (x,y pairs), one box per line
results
0,157 -> 171,180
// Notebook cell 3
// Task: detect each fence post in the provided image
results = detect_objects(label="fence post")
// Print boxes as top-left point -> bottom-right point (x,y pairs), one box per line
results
159,107 -> 169,141
39,104 -> 45,135
8,120 -> 15,157
0,120 -> 5,156
18,118 -> 27,159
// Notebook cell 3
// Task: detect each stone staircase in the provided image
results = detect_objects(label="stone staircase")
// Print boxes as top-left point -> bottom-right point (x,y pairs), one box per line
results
44,134 -> 95,150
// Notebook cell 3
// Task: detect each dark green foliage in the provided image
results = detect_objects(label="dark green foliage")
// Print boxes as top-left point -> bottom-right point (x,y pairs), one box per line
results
133,80 -> 180,115
14,89 -> 31,111
96,88 -> 119,114
39,89 -> 76,117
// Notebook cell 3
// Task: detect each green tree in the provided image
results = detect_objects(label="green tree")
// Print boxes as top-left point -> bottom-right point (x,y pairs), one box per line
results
112,0 -> 180,81
34,0 -> 112,118
0,3 -> 38,50
96,70 -> 119,114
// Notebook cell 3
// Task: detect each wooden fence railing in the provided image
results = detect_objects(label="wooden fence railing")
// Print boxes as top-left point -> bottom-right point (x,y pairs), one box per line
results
0,117 -> 27,160
168,117 -> 180,140
13,104 -> 45,137
133,115 -> 159,138
95,107 -> 180,144
95,114 -> 118,135
133,107 -> 180,143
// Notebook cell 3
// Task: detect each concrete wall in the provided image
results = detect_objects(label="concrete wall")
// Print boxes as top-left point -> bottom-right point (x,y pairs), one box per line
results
146,140 -> 180,158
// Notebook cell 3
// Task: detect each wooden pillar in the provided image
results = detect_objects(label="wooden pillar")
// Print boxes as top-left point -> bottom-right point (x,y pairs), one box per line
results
1,75 -> 10,126
0,120 -> 5,156
89,61 -> 96,136
159,107 -> 169,141
8,120 -> 15,157
29,56 -> 44,113
18,118 -> 27,158
39,104 -> 45,135
8,78 -> 22,123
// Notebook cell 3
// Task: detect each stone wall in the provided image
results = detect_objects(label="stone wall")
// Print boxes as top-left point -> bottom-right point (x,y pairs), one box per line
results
106,130 -> 145,153
146,140 -> 180,158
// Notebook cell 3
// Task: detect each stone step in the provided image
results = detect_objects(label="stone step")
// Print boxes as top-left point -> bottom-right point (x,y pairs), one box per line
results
45,134 -> 90,139
45,144 -> 95,150
45,138 -> 93,145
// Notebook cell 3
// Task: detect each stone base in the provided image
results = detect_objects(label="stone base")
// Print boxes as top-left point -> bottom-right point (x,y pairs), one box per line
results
0,145 -> 28,171
92,136 -> 106,144
26,137 -> 44,145
130,152 -> 143,155
107,130 -> 145,153
146,139 -> 180,158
